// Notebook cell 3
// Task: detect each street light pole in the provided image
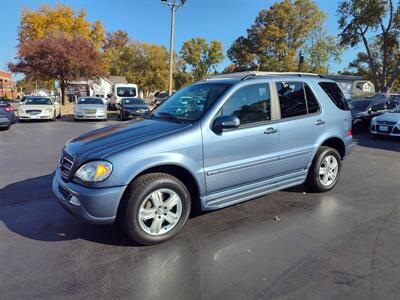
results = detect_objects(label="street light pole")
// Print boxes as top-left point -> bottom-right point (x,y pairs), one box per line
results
162,0 -> 187,95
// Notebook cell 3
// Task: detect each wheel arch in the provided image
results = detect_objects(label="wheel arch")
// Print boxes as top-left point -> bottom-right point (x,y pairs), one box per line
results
119,163 -> 202,214
320,137 -> 346,159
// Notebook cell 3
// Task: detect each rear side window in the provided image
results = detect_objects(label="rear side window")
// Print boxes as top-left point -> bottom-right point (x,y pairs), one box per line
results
221,84 -> 271,125
319,82 -> 349,110
304,84 -> 320,114
276,82 -> 307,118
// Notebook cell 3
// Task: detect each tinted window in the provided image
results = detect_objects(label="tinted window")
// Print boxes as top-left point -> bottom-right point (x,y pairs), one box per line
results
386,101 -> 397,109
304,84 -> 320,114
78,98 -> 103,105
276,82 -> 307,118
25,98 -> 52,105
221,84 -> 271,125
319,82 -> 349,110
117,87 -> 137,97
371,102 -> 385,111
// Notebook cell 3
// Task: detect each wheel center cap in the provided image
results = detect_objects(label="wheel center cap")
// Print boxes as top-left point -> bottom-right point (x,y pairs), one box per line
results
157,207 -> 165,215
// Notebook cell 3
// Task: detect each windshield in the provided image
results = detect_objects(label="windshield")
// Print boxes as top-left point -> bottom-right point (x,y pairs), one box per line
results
349,100 -> 372,111
78,98 -> 104,105
153,83 -> 232,121
25,98 -> 52,105
122,98 -> 145,105
117,87 -> 137,97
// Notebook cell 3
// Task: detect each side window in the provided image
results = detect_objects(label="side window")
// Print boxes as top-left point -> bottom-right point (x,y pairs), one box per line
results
371,102 -> 385,111
276,81 -> 307,118
319,82 -> 349,110
304,84 -> 320,114
386,101 -> 397,109
221,84 -> 271,125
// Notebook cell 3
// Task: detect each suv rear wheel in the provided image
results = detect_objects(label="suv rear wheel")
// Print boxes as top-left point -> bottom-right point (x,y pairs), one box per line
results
119,173 -> 191,245
305,146 -> 342,193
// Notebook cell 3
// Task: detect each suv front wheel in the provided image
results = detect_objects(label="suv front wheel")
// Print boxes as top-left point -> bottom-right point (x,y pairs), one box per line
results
119,173 -> 191,245
305,146 -> 342,193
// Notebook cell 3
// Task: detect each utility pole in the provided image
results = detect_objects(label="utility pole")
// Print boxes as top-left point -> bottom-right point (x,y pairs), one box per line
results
161,0 -> 187,95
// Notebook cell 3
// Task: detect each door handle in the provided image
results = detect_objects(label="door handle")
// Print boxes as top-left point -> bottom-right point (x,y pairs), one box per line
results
264,127 -> 278,134
315,119 -> 325,126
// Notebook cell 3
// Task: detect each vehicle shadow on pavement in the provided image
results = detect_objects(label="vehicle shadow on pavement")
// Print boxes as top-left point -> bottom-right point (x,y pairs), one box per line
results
353,133 -> 400,152
0,174 -> 136,246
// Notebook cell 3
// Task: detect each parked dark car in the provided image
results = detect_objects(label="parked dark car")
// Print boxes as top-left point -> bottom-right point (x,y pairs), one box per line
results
0,100 -> 16,130
349,98 -> 399,131
117,98 -> 150,120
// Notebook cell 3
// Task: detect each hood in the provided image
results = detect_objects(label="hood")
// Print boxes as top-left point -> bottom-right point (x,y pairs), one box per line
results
20,104 -> 53,111
75,104 -> 106,110
122,104 -> 149,110
65,118 -> 190,161
351,109 -> 368,118
374,112 -> 400,123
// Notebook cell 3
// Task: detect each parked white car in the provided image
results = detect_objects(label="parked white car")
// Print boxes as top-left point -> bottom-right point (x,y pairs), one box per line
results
370,105 -> 400,137
74,97 -> 107,121
17,96 -> 60,121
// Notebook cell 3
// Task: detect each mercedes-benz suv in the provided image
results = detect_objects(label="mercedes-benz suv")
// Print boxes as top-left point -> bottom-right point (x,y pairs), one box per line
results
52,72 -> 353,245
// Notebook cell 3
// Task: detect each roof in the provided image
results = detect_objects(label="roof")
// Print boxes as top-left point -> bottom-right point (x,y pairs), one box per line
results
209,71 -> 321,81
108,76 -> 127,85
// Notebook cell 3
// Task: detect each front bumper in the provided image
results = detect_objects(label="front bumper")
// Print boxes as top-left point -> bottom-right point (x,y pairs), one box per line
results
52,169 -> 126,224
18,112 -> 53,120
74,113 -> 107,120
370,123 -> 400,137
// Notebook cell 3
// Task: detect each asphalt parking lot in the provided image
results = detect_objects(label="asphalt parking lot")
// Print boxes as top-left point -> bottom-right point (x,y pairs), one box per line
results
0,119 -> 399,300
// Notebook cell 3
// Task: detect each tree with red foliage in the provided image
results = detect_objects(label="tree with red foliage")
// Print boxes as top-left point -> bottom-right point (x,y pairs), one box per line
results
9,33 -> 105,105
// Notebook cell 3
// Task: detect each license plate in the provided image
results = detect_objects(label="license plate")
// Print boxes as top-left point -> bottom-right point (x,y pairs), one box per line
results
84,109 -> 96,114
30,115 -> 39,119
379,125 -> 389,131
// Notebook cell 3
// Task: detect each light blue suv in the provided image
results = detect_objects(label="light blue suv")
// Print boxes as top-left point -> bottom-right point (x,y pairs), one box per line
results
52,72 -> 353,245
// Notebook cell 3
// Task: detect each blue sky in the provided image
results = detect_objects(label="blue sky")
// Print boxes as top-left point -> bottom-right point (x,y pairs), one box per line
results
1,0 -> 362,80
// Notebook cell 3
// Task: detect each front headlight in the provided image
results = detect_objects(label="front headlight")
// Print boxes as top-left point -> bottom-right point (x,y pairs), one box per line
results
18,109 -> 24,114
74,161 -> 113,182
45,108 -> 53,113
371,117 -> 377,124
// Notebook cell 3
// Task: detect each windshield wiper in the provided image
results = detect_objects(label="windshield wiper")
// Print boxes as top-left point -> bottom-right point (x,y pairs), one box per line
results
155,112 -> 186,124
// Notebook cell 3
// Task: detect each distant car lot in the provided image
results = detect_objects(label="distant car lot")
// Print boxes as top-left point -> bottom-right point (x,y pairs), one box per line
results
0,121 -> 399,299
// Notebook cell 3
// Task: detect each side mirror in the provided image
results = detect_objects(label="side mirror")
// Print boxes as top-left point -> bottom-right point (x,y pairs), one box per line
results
213,115 -> 240,132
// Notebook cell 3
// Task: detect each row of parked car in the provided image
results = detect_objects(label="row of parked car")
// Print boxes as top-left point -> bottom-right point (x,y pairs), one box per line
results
0,95 -> 153,130
348,95 -> 400,137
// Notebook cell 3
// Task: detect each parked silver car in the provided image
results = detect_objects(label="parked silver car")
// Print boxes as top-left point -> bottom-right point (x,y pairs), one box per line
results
370,105 -> 400,137
74,97 -> 107,121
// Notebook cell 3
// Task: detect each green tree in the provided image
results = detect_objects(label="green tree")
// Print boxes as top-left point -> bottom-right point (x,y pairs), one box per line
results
18,4 -> 105,49
303,27 -> 343,74
180,38 -> 224,81
338,0 -> 400,92
227,0 -> 327,72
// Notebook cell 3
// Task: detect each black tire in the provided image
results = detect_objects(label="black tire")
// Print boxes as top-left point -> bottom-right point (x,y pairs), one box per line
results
119,173 -> 191,245
305,146 -> 342,193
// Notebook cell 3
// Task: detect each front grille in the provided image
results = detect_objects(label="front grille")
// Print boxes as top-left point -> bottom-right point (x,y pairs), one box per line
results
376,125 -> 394,133
377,120 -> 397,125
60,151 -> 74,180
84,109 -> 97,114
26,110 -> 41,115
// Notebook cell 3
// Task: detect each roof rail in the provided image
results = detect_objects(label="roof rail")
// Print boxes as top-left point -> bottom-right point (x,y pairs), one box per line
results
208,71 -> 320,80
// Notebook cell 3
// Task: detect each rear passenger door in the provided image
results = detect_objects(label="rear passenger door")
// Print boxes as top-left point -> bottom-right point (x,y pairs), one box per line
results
275,81 -> 324,174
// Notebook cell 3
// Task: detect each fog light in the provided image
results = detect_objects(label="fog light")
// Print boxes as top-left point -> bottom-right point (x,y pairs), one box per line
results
69,196 -> 81,206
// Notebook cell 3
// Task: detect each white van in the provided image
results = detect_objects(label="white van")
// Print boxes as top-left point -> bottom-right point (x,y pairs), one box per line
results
110,83 -> 139,109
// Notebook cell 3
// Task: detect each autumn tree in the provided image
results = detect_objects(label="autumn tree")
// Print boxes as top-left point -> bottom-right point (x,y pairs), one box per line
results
338,0 -> 400,92
180,38 -> 224,81
18,4 -> 105,49
9,34 -> 105,105
227,0 -> 333,72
